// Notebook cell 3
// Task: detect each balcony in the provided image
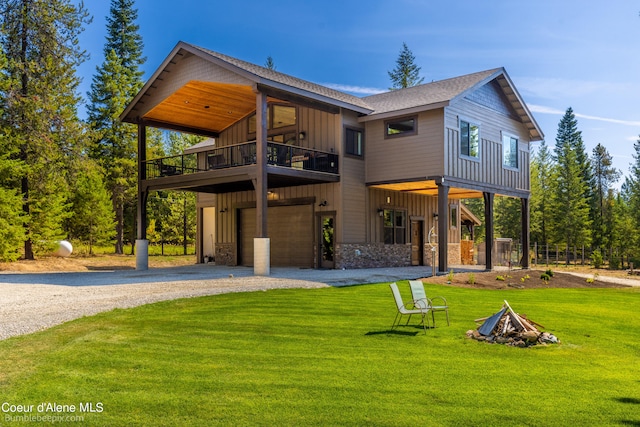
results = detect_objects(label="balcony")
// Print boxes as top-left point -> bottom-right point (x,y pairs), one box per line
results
145,141 -> 338,179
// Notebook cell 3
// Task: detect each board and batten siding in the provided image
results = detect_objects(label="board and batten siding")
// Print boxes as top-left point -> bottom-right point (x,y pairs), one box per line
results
444,98 -> 531,194
339,111 -> 367,243
365,109 -> 445,184
216,105 -> 339,153
367,188 -> 439,243
214,182 -> 340,246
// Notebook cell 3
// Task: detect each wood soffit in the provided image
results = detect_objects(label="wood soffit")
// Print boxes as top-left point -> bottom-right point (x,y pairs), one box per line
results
143,81 -> 266,135
369,181 -> 484,199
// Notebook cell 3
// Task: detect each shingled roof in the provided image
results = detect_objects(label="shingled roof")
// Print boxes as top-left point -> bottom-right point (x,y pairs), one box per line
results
362,68 -> 501,115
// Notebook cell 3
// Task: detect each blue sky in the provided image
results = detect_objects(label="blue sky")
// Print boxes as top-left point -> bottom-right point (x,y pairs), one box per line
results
79,0 -> 640,183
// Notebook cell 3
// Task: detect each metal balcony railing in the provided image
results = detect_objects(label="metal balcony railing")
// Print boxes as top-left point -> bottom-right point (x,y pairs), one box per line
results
144,141 -> 339,179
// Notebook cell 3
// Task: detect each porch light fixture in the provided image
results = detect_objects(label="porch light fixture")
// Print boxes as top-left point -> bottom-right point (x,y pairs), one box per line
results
377,208 -> 384,217
386,196 -> 391,204
433,212 -> 439,220
298,131 -> 306,141
219,208 -> 228,213
319,200 -> 327,207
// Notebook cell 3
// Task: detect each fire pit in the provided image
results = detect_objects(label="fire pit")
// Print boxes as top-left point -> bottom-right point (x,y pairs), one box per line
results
467,300 -> 559,347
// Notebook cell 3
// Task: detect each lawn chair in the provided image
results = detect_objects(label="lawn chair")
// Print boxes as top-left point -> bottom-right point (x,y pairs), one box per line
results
409,280 -> 449,327
389,282 -> 429,334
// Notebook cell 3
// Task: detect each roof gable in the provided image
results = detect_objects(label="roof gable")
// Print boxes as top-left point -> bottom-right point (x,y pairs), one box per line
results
360,68 -> 543,141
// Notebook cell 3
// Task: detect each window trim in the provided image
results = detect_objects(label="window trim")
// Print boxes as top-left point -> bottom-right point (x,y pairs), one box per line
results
384,115 -> 418,139
382,208 -> 407,244
459,117 -> 481,161
501,131 -> 519,170
247,103 -> 298,141
344,126 -> 364,158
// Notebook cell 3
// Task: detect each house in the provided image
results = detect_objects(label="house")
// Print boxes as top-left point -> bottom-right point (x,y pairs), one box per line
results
120,41 -> 544,274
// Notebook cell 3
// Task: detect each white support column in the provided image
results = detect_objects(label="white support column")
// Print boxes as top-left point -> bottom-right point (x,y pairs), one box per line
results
254,237 -> 270,276
136,239 -> 149,271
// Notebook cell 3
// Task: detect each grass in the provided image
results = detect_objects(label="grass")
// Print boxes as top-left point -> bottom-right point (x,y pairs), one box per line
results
0,283 -> 639,426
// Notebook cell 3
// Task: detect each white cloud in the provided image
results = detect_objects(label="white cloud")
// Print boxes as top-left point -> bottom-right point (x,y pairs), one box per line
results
321,82 -> 386,95
517,77 -> 633,100
528,104 -> 640,127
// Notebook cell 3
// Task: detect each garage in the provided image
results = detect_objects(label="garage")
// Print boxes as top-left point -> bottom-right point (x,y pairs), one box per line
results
239,204 -> 314,267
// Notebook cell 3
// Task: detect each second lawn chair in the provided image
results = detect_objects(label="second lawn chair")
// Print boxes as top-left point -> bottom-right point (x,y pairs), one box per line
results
409,280 -> 450,327
389,282 -> 429,334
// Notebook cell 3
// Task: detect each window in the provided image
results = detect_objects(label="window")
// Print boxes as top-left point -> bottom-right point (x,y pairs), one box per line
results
385,116 -> 417,138
450,204 -> 458,229
345,127 -> 364,157
248,104 -> 297,134
383,209 -> 406,244
460,120 -> 479,158
502,133 -> 518,168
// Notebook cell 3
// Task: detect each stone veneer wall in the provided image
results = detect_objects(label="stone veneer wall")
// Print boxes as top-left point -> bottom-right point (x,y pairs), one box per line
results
215,243 -> 235,266
335,243 -> 412,269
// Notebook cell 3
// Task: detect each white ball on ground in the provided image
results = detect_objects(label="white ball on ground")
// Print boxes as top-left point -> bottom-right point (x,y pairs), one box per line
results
55,240 -> 73,257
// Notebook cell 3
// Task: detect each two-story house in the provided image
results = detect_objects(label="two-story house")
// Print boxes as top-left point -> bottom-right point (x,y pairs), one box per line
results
120,42 -> 543,274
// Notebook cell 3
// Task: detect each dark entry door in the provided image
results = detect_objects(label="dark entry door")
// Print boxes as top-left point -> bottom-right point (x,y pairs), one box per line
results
411,220 -> 424,266
319,214 -> 335,269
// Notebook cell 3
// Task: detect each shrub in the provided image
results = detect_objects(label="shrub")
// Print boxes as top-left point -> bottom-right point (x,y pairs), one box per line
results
609,256 -> 621,270
447,269 -> 454,282
545,269 -> 554,277
540,273 -> 551,283
467,273 -> 475,285
496,275 -> 505,281
591,250 -> 603,269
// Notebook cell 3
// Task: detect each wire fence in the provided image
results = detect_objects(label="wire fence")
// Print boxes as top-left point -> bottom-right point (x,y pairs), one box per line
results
472,240 -> 634,270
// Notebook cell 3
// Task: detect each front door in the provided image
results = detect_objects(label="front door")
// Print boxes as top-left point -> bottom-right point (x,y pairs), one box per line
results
319,214 -> 335,269
411,220 -> 424,266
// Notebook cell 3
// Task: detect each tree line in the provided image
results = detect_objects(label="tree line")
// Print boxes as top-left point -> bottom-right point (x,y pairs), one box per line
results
0,0 -> 195,261
464,107 -> 639,268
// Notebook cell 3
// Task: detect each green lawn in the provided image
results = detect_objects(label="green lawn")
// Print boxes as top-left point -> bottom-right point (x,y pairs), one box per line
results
1,282 -> 639,426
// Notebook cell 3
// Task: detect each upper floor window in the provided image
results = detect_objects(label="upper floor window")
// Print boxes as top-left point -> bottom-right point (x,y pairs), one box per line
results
248,104 -> 297,134
502,133 -> 518,169
383,209 -> 406,244
460,120 -> 479,158
345,127 -> 364,157
385,116 -> 417,138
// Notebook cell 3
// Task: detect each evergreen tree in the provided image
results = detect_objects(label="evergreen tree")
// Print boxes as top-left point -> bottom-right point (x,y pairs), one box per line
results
66,164 -> 115,254
87,0 -> 145,254
494,196 -> 521,240
0,0 -> 91,259
529,140 -> 553,246
550,113 -> 592,263
622,137 -> 640,259
265,55 -> 276,70
591,143 -> 620,251
388,42 -> 424,90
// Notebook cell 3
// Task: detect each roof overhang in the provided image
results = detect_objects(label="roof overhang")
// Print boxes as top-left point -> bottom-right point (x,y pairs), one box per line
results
120,42 -> 373,136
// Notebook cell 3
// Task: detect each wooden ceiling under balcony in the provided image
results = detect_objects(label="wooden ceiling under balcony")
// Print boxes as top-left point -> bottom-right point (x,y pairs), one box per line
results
143,81 -> 260,135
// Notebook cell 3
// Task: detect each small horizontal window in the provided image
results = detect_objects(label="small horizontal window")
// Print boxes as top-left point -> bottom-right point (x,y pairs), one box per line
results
385,116 -> 417,138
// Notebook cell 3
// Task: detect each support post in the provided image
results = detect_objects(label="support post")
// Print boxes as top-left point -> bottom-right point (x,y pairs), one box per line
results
136,123 -> 149,270
437,181 -> 449,274
253,89 -> 270,275
521,197 -> 530,269
483,192 -> 494,271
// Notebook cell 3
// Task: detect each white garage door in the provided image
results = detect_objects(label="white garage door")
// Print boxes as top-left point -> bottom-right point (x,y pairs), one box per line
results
239,205 -> 313,267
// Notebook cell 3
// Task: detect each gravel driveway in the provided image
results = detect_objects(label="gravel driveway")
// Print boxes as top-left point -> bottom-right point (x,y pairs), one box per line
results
0,265 -> 434,340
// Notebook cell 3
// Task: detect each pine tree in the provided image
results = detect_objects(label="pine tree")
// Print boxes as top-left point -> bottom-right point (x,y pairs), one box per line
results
388,42 -> 424,90
494,196 -> 521,240
591,143 -> 620,251
67,164 -> 115,254
87,0 -> 145,254
550,112 -> 592,263
622,137 -> 640,259
529,140 -> 553,246
265,56 -> 276,70
0,0 -> 91,259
